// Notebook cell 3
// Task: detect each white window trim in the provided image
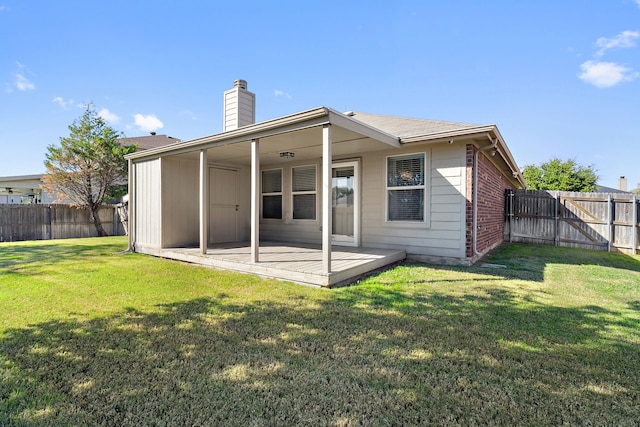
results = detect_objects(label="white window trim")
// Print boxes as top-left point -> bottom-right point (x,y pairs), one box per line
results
291,164 -> 318,221
332,159 -> 360,247
384,152 -> 429,225
261,168 -> 283,220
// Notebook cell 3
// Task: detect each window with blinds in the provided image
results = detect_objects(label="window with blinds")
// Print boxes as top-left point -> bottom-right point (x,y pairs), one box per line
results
262,169 -> 282,219
386,153 -> 425,222
292,165 -> 316,220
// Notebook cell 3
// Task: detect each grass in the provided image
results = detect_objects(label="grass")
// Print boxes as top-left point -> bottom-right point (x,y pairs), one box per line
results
1,237 -> 639,426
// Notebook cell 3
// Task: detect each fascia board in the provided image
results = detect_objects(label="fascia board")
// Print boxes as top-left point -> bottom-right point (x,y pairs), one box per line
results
399,125 -> 497,144
490,127 -> 526,188
401,125 -> 525,188
0,174 -> 45,181
327,108 -> 401,148
126,107 -> 331,161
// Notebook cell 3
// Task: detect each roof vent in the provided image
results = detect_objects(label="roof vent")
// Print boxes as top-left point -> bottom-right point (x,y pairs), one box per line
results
344,111 -> 355,117
150,132 -> 156,136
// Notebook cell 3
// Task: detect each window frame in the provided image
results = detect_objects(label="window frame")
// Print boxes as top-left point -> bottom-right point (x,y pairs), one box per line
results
261,168 -> 283,220
385,152 -> 428,224
291,164 -> 317,221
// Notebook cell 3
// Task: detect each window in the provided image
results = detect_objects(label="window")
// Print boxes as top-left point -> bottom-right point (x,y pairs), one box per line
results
387,153 -> 426,222
262,169 -> 282,219
292,165 -> 316,220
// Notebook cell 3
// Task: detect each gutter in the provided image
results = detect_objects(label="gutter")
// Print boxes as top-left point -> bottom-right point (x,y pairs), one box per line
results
473,134 -> 499,258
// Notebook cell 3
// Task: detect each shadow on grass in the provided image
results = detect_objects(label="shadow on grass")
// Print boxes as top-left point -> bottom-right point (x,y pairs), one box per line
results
2,288 -> 639,426
0,238 -> 127,275
394,243 -> 640,283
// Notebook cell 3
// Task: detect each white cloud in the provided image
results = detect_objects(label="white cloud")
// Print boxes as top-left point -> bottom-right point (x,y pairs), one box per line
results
595,30 -> 640,57
274,89 -> 292,100
8,62 -> 35,92
52,96 -> 75,108
15,73 -> 35,91
98,108 -> 121,124
133,113 -> 164,132
578,60 -> 639,88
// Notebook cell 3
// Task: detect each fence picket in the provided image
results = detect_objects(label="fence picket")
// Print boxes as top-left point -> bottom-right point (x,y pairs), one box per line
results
0,205 -> 125,242
506,190 -> 639,254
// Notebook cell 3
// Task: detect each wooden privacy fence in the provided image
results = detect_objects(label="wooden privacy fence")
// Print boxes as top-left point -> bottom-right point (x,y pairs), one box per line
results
0,204 -> 125,242
505,190 -> 639,254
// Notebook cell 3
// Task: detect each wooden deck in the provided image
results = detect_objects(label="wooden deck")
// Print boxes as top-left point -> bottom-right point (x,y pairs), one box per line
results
150,242 -> 406,287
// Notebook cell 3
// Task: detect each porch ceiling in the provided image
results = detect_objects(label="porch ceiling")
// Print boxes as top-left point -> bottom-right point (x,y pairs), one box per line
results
175,123 -> 398,167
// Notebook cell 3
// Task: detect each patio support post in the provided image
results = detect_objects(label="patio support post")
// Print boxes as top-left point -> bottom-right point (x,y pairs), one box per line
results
199,148 -> 208,255
322,124 -> 332,275
251,138 -> 260,263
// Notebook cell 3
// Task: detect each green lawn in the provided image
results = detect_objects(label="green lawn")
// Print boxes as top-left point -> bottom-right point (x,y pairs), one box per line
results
1,237 -> 639,426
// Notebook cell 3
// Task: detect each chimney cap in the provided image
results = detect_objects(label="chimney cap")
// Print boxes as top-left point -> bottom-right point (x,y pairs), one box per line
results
234,79 -> 248,90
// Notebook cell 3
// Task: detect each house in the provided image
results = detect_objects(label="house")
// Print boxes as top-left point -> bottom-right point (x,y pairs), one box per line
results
0,174 -> 57,204
125,80 -> 525,286
0,135 -> 179,205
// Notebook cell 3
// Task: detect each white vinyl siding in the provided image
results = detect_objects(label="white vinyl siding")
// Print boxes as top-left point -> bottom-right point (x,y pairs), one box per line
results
133,158 -> 162,247
262,169 -> 282,219
292,165 -> 316,220
161,157 -> 199,247
360,144 -> 467,260
386,153 -> 426,222
258,143 -> 467,260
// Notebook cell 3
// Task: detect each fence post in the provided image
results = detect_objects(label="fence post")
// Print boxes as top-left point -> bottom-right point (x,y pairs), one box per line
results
633,195 -> 638,255
607,195 -> 612,252
48,205 -> 53,240
553,193 -> 560,246
507,189 -> 514,242
113,206 -> 118,236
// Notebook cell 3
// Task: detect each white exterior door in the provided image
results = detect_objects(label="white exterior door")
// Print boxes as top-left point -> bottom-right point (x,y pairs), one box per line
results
332,160 -> 360,247
209,167 -> 239,244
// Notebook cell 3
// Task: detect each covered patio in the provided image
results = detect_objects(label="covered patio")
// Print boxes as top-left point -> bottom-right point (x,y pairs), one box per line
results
154,241 -> 406,287
127,106 -> 404,287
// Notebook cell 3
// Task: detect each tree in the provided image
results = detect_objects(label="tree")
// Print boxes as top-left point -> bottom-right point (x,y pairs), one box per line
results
522,157 -> 598,192
43,104 -> 136,236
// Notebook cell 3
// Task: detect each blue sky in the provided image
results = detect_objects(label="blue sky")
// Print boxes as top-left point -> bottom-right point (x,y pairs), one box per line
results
1,1 -> 639,189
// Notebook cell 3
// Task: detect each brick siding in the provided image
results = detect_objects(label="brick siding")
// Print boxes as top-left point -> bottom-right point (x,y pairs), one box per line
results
465,145 -> 517,260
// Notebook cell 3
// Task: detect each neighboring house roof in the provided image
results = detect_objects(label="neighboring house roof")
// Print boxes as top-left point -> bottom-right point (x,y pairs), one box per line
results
119,134 -> 181,150
596,185 -> 631,194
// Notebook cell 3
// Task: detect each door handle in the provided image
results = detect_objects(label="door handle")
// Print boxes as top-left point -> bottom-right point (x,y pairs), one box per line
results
235,205 -> 239,211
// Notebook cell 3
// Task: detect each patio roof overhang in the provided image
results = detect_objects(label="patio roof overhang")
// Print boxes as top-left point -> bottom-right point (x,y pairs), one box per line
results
125,107 -> 401,167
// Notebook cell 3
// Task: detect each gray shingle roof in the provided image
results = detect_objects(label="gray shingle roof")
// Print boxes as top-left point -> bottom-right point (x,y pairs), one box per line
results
119,134 -> 181,150
349,111 -> 484,140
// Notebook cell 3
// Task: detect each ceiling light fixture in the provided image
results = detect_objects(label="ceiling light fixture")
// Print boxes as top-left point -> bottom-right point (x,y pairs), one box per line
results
279,151 -> 295,158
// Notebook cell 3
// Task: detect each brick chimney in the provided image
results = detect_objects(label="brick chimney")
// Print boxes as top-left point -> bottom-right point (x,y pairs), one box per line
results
618,176 -> 628,191
223,79 -> 255,132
